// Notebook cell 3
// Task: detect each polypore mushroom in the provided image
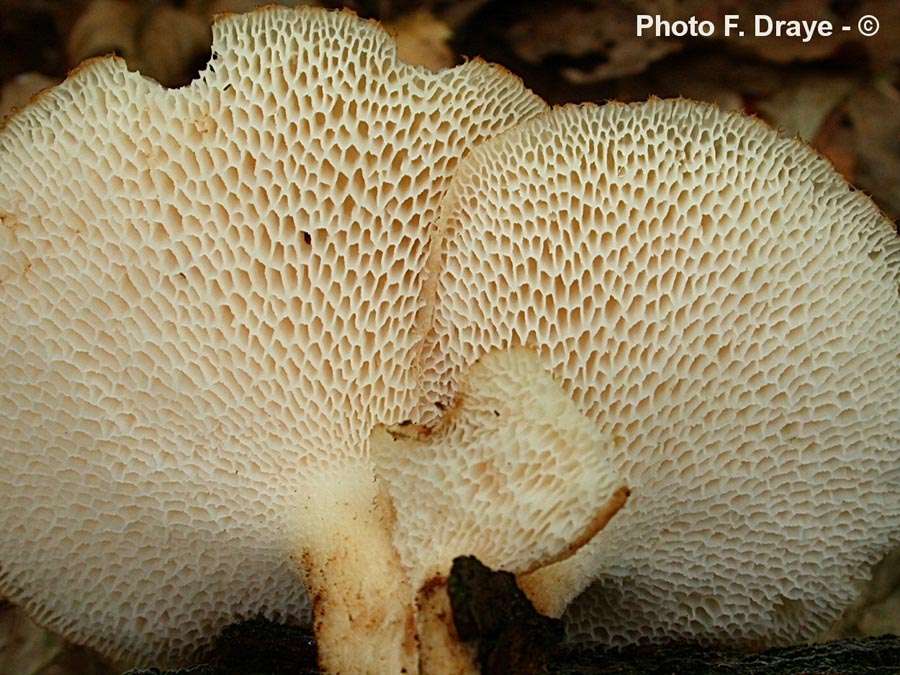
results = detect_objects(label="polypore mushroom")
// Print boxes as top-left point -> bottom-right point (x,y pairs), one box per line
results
415,99 -> 900,649
0,6 -> 547,673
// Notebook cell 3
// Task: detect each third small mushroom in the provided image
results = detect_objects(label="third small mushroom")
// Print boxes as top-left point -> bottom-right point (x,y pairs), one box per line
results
0,6 -> 898,675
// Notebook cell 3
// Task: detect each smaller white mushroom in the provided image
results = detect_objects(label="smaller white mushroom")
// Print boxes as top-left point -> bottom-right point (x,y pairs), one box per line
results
374,347 -> 627,674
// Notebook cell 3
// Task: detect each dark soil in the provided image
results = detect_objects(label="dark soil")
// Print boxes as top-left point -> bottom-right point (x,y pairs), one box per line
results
122,633 -> 900,675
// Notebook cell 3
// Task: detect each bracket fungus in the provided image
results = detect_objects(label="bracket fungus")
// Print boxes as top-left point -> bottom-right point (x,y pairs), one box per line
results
415,99 -> 900,650
0,6 -> 560,674
1,5 -> 898,675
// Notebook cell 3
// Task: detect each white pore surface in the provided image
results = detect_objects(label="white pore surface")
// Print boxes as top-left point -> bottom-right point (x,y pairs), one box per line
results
374,347 -> 625,587
417,100 -> 900,649
0,6 -> 545,664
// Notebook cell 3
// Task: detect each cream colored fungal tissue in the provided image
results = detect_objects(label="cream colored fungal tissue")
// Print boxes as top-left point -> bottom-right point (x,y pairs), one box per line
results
1,7 -> 898,675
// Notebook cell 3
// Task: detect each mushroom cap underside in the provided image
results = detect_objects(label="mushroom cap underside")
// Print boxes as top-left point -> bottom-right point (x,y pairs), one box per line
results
417,98 -> 900,648
0,5 -> 546,664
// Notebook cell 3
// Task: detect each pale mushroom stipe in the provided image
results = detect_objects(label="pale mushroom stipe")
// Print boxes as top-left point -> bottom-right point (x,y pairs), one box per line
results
1,7 -> 898,675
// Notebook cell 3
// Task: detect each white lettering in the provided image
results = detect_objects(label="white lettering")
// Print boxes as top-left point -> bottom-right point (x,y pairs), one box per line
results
636,15 -> 715,38
755,15 -> 834,42
636,15 -> 654,36
723,15 -> 740,37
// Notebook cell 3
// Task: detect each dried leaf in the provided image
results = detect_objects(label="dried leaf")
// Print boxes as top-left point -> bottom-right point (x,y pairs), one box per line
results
67,0 -> 141,67
0,73 -> 59,122
846,80 -> 900,220
507,2 -> 684,83
138,6 -> 211,87
0,604 -> 122,675
204,0 -> 319,16
755,74 -> 856,141
384,10 -> 455,71
812,105 -> 857,181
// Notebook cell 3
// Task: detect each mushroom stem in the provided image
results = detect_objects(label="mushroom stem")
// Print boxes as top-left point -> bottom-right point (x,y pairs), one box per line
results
416,574 -> 480,675
292,465 -> 418,675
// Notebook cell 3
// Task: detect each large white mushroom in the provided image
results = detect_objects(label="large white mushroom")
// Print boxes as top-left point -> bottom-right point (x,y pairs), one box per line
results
0,6 -> 561,674
415,99 -> 900,650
